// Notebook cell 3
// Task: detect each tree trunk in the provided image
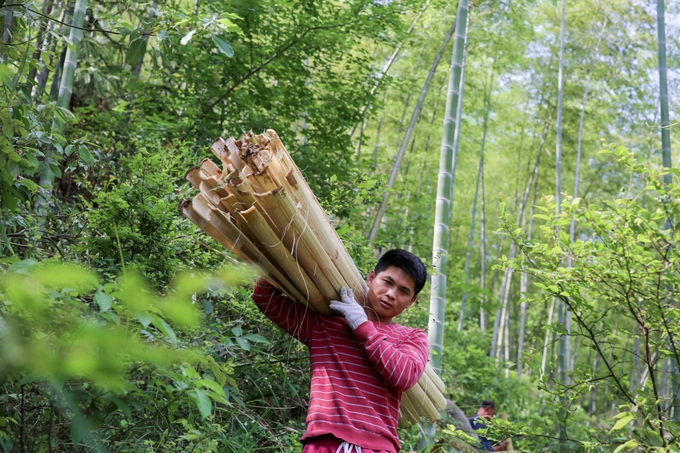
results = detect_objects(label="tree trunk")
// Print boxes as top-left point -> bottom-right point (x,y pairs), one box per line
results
368,22 -> 457,242
350,0 -> 432,137
28,0 -> 55,84
656,0 -> 679,422
480,149 -> 487,333
517,169 -> 539,379
422,0 -> 470,446
459,152 -> 482,332
38,0 -> 88,207
493,129 -> 545,359
554,0 -> 569,443
2,4 -> 12,45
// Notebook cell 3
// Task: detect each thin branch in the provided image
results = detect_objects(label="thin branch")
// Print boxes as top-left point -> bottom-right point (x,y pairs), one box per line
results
198,21 -> 349,119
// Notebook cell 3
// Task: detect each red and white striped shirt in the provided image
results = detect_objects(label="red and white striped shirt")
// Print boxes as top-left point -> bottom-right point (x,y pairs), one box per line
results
252,280 -> 429,452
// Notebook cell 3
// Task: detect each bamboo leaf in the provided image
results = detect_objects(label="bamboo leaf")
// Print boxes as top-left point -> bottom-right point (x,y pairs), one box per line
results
127,38 -> 147,66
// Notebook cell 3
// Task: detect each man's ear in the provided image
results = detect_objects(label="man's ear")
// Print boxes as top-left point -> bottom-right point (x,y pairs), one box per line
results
366,270 -> 376,285
407,295 -> 417,308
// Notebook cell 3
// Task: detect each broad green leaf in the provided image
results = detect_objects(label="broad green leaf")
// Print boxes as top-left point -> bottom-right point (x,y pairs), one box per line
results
192,389 -> 212,419
15,178 -> 38,192
235,337 -> 250,351
194,379 -> 227,400
244,333 -> 269,344
149,314 -> 178,346
78,147 -> 93,164
609,415 -> 635,433
0,64 -> 11,87
212,34 -> 234,57
613,439 -> 639,453
127,38 -> 147,66
94,289 -> 113,312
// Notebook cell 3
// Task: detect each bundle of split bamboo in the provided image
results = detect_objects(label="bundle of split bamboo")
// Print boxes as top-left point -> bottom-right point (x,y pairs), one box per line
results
180,129 -> 446,426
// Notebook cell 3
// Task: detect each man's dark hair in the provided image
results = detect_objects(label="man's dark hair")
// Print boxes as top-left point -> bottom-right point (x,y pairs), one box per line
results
480,400 -> 496,410
374,249 -> 428,296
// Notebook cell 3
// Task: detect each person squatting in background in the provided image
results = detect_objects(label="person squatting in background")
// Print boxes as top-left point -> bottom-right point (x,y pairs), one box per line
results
469,401 -> 509,452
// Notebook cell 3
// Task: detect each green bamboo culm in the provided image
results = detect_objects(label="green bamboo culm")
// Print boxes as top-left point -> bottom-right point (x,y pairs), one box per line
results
655,0 -> 679,423
39,0 -> 89,197
420,0 -> 471,448
554,0 -> 569,446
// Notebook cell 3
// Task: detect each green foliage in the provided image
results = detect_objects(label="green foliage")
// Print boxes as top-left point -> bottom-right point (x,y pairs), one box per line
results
0,259 -> 252,450
500,145 -> 680,451
82,150 -> 186,287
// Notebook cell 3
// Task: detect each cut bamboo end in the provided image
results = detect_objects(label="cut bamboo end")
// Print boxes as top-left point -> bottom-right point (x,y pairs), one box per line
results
405,377 -> 441,422
424,363 -> 446,394
400,391 -> 422,426
418,375 -> 447,411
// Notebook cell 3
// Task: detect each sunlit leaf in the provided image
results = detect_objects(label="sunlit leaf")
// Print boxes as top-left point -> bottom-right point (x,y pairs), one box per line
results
181,29 -> 197,45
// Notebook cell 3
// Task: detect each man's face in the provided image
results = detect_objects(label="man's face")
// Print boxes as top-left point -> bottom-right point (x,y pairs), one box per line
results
479,406 -> 497,420
365,266 -> 417,324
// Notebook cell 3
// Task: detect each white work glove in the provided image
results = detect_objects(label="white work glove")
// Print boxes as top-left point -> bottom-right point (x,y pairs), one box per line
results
329,288 -> 368,330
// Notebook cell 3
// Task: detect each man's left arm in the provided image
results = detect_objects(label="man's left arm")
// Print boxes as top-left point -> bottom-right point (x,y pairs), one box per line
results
355,323 -> 429,392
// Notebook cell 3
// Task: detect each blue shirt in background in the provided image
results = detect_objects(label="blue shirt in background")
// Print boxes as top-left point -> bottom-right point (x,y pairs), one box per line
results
469,415 -> 493,451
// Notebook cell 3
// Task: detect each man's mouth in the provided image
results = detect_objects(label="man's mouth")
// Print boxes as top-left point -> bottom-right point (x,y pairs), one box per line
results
380,299 -> 393,309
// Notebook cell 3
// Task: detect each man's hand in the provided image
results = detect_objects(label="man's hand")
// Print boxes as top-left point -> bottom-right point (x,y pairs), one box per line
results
329,288 -> 368,330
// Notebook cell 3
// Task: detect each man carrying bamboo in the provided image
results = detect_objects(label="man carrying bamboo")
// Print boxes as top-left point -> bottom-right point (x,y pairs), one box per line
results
251,248 -> 429,453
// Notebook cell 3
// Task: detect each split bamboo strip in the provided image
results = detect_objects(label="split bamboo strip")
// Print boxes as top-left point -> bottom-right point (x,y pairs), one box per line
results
185,166 -> 203,189
227,175 -> 257,209
267,188 -> 349,294
255,189 -> 341,302
261,130 -> 367,297
239,204 -> 329,314
200,157 -> 222,178
188,199 -> 308,306
419,375 -> 447,411
192,194 -> 297,297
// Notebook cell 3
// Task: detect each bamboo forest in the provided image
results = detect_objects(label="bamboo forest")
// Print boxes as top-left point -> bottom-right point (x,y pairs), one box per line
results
1,0 -> 679,451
